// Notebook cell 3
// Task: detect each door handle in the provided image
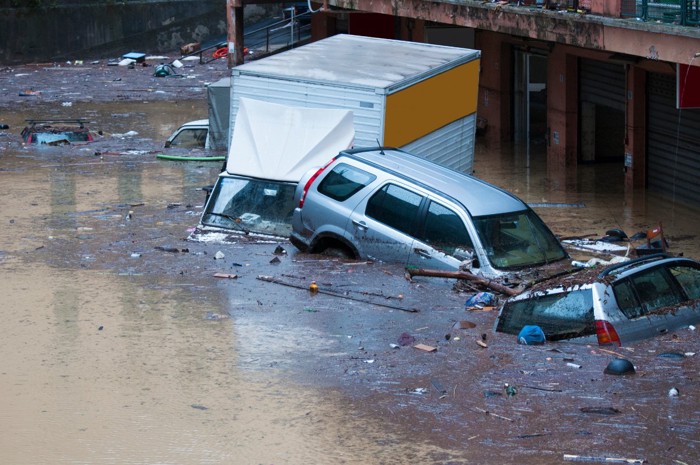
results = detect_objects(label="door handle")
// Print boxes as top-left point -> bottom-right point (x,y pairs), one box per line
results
413,248 -> 431,258
352,219 -> 368,231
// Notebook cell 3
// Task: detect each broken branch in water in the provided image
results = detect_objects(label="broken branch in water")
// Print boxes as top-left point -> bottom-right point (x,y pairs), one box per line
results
405,268 -> 520,296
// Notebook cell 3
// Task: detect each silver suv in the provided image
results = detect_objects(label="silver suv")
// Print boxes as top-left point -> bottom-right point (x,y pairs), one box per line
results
290,147 -> 568,277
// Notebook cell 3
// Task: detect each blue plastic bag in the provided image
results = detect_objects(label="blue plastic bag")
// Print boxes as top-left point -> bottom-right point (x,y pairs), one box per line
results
518,325 -> 546,345
465,291 -> 496,307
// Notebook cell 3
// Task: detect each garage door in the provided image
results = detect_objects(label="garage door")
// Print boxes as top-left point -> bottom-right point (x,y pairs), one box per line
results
647,72 -> 700,208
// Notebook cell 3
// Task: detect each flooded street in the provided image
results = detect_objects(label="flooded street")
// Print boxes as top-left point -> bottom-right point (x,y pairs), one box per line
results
1,61 -> 699,465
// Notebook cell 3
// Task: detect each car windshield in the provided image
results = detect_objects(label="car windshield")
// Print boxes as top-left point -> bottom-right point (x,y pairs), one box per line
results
496,289 -> 596,341
169,128 -> 207,148
201,175 -> 297,237
473,210 -> 567,269
30,130 -> 91,144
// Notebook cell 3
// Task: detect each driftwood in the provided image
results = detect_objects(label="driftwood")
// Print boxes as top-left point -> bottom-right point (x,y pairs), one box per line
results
405,268 -> 520,296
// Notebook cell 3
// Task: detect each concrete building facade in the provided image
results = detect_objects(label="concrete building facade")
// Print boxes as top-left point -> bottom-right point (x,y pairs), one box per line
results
296,0 -> 700,208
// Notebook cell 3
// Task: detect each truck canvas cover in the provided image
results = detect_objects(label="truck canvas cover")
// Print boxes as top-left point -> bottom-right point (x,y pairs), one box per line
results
226,97 -> 355,181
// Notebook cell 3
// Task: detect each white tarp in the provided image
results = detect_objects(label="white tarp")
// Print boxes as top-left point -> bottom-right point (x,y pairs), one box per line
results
226,97 -> 354,181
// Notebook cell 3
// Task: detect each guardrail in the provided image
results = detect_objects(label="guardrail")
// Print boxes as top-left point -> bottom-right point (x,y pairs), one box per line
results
621,0 -> 699,25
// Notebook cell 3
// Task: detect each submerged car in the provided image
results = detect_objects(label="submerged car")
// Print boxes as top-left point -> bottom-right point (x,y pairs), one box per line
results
290,147 -> 568,277
495,254 -> 700,346
21,118 -> 93,145
193,98 -> 355,241
164,119 -> 209,148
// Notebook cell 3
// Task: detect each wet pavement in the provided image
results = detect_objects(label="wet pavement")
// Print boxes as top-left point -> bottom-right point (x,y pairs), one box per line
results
1,58 -> 699,465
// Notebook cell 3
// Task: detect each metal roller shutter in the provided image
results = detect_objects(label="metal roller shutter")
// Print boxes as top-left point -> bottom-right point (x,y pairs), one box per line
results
580,59 -> 626,111
647,72 -> 700,208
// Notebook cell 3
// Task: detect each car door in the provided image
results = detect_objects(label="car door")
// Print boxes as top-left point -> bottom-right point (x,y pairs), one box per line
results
406,198 -> 477,271
349,182 -> 423,266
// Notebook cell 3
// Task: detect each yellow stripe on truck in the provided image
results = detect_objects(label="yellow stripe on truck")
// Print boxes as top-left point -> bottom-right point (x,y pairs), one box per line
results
384,59 -> 480,148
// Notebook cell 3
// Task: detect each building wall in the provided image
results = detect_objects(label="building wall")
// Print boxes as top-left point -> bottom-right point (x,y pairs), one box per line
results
0,0 -> 226,64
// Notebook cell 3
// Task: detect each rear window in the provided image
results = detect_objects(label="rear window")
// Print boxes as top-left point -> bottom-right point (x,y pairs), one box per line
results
496,289 -> 596,341
318,163 -> 376,201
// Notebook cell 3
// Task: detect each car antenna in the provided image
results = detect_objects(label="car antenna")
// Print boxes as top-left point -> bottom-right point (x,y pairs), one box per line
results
377,139 -> 385,155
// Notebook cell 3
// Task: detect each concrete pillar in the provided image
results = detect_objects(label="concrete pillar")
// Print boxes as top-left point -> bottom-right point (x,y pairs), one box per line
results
475,31 -> 512,147
546,45 -> 578,189
625,65 -> 646,190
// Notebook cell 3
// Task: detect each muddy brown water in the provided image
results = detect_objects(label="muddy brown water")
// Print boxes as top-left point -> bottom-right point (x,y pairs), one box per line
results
1,61 -> 699,464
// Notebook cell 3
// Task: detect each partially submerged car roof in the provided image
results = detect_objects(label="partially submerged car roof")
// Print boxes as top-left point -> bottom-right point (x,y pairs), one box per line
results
338,147 -> 527,217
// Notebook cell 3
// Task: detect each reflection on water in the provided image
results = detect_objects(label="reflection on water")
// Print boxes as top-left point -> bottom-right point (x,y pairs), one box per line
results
474,142 -> 700,259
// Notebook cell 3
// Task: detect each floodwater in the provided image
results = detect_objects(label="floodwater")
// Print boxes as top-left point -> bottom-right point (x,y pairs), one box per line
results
1,98 -> 699,465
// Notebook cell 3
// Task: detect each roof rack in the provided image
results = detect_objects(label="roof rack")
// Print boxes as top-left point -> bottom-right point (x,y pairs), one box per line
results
25,118 -> 90,128
598,252 -> 672,278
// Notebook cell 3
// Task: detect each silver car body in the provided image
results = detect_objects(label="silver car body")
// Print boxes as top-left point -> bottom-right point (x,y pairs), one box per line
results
495,254 -> 700,345
291,147 -> 568,277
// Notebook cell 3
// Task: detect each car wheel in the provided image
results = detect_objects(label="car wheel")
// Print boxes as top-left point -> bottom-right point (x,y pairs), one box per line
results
321,246 -> 353,259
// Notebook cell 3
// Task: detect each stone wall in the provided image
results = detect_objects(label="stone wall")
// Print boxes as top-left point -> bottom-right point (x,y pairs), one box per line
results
0,0 -> 273,64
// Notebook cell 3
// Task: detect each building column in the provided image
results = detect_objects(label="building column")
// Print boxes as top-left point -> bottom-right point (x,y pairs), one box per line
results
625,65 -> 646,191
475,31 -> 512,146
546,45 -> 578,189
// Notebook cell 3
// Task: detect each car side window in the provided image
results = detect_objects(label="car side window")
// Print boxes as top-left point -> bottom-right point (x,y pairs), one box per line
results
669,265 -> 700,300
420,201 -> 473,254
613,280 -> 644,319
318,163 -> 376,201
614,267 -> 684,318
366,184 -> 423,236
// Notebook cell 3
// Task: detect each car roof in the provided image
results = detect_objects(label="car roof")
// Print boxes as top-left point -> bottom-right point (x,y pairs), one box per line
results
180,119 -> 209,127
601,254 -> 699,279
338,147 -> 527,217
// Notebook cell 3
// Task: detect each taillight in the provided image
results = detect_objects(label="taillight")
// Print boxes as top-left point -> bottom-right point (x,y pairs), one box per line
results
595,320 -> 621,346
298,157 -> 335,208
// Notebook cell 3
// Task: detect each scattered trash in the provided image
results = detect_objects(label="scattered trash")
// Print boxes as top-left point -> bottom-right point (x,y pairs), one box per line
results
668,387 -> 680,397
409,387 -> 428,395
309,281 -> 318,294
269,256 -> 281,264
0,124 -> 9,130
465,291 -> 497,308
154,246 -> 189,253
213,273 -> 237,279
476,339 -> 488,348
518,325 -> 546,345
171,59 -> 184,68
604,358 -> 636,375
190,404 -> 208,411
214,251 -> 225,260
180,42 -> 201,55
563,454 -> 644,464
431,379 -> 447,396
504,383 -> 517,397
566,362 -> 582,369
414,343 -> 437,352
122,52 -> 146,63
205,312 -> 228,320
397,332 -> 415,346
579,406 -> 621,415
363,359 -> 375,364
111,131 -> 138,138
389,343 -> 400,349
657,351 -> 686,359
130,252 -> 141,258
62,102 -> 72,107
453,320 -> 476,329
273,245 -> 287,255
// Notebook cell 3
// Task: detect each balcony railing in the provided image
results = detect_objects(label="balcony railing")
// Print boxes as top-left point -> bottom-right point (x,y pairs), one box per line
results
621,0 -> 699,26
